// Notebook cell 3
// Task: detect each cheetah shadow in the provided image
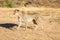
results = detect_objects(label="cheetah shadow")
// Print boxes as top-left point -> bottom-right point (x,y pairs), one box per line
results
0,23 -> 18,29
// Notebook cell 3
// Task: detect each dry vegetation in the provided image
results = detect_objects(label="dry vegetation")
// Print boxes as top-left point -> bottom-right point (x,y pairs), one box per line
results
0,0 -> 60,8
0,7 -> 60,40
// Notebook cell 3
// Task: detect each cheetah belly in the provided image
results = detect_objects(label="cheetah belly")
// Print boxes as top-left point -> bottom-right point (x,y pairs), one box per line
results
26,16 -> 33,22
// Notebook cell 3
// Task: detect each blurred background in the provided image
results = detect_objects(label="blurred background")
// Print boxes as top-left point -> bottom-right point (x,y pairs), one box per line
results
0,0 -> 60,8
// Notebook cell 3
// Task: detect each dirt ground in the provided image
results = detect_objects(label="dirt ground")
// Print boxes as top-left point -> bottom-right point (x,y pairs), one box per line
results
0,7 -> 60,40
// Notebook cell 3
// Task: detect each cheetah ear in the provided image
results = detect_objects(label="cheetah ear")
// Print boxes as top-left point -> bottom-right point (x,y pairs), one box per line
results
14,9 -> 19,12
17,9 -> 19,12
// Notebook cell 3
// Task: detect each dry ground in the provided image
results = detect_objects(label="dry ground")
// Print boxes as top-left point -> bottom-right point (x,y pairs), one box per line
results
0,7 -> 60,40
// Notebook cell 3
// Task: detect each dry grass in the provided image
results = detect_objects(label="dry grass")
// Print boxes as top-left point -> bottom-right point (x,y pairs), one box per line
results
0,7 -> 60,40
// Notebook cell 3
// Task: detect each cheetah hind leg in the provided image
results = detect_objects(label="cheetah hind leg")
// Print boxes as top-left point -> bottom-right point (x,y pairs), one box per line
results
34,25 -> 38,30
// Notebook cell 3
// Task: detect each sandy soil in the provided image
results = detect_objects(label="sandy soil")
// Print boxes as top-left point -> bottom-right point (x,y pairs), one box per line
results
0,7 -> 60,40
